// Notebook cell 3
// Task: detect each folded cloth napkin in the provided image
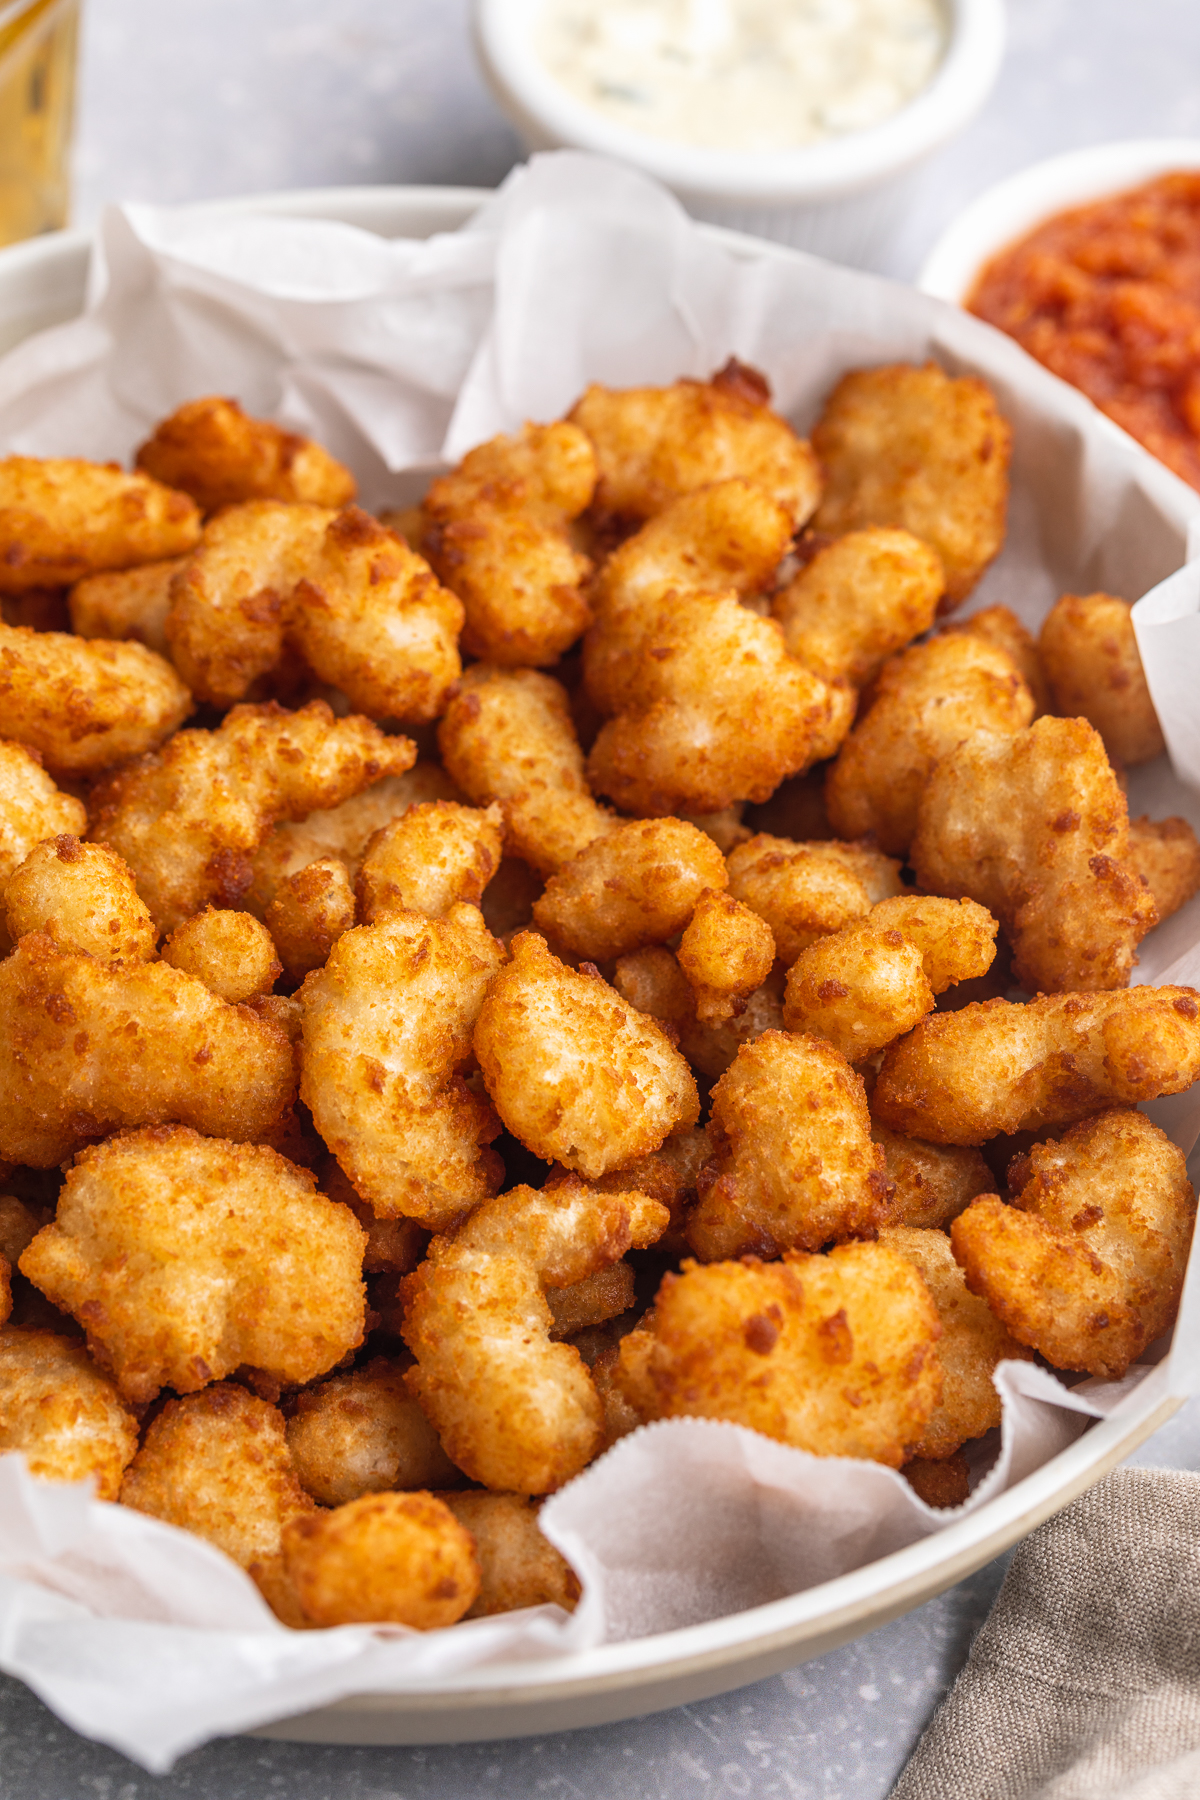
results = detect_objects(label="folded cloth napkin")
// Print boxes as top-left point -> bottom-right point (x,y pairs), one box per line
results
891,1468 -> 1200,1800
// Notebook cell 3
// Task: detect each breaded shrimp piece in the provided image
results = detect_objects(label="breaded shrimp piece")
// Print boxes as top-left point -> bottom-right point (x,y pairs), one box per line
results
68,557 -> 187,657
871,1125 -> 992,1230
532,816 -> 727,963
422,421 -> 595,666
356,800 -> 504,925
89,700 -> 416,933
22,1127 -> 366,1404
614,943 -> 786,1079
4,835 -> 156,964
826,634 -> 1035,855
0,457 -> 201,592
945,604 -> 1050,716
439,666 -> 615,875
570,360 -> 822,526
912,716 -> 1157,993
687,1030 -> 890,1261
880,1225 -> 1032,1459
402,1175 -> 668,1492
951,1110 -> 1196,1378
300,902 -> 506,1227
772,527 -> 944,686
1039,592 -> 1165,766
161,907 -> 280,1004
678,889 -> 775,1024
0,740 -> 87,888
136,395 -> 357,513
566,1126 -> 710,1251
626,1241 -> 942,1466
546,1261 -> 636,1337
782,896 -> 998,1062
474,932 -> 699,1180
266,857 -> 357,982
285,1357 -> 460,1506
0,620 -> 192,776
282,1490 -> 479,1629
812,363 -> 1011,611
439,1491 -> 580,1617
1127,815 -> 1200,922
0,1328 -> 139,1498
726,833 -> 904,965
873,986 -> 1200,1145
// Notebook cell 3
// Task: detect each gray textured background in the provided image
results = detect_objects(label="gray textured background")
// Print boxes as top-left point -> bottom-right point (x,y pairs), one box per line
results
3,1 -> 1200,1793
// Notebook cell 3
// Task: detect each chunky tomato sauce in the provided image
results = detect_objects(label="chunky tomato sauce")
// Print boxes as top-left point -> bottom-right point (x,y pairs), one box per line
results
968,172 -> 1200,491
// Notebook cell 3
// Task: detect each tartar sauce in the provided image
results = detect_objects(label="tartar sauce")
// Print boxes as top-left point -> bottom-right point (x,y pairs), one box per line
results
534,0 -> 947,155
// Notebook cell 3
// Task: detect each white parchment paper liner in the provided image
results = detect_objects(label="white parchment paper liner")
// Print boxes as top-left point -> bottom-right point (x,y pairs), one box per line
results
0,151 -> 1199,1769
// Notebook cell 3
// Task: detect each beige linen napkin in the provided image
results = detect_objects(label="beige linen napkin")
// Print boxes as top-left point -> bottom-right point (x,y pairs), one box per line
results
891,1468 -> 1200,1800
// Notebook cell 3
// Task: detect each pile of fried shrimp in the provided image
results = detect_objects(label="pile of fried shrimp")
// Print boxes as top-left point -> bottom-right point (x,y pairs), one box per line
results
1,362 -> 1199,1634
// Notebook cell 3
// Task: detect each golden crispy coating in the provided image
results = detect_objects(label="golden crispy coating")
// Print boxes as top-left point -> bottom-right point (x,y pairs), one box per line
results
300,903 -> 505,1226
547,1261 -> 636,1338
160,906 -> 280,1004
439,666 -> 615,876
4,835 -> 156,963
136,395 -> 357,514
912,716 -> 1157,993
23,1126 -> 365,1404
880,1225 -> 1032,1458
613,944 -> 786,1079
772,527 -> 944,686
677,888 -> 776,1024
439,1491 -> 581,1617
1040,592 -> 1165,765
826,635 -> 1035,855
782,897 -> 997,1062
0,936 -> 296,1165
68,557 -> 187,657
90,700 -> 416,933
474,931 -> 699,1180
0,740 -> 87,888
630,1242 -> 942,1466
356,800 -> 504,925
951,1110 -> 1196,1378
0,457 -> 201,593
266,856 -> 357,982
282,1490 -> 479,1629
688,1031 -> 890,1261
726,833 -> 905,965
403,1175 -> 668,1492
903,1453 -> 970,1508
570,360 -> 822,526
812,363 -> 1011,611
871,1125 -> 992,1230
945,604 -> 1050,716
0,1327 -> 139,1498
422,421 -> 595,666
1127,815 -> 1200,922
285,1357 -> 460,1506
569,1126 -> 709,1251
532,817 -> 727,963
873,987 -> 1200,1145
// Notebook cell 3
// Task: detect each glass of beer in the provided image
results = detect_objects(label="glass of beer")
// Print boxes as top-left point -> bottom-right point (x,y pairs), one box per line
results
0,0 -> 78,247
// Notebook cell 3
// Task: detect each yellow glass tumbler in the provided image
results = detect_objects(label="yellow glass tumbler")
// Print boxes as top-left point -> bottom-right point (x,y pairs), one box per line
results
0,0 -> 78,246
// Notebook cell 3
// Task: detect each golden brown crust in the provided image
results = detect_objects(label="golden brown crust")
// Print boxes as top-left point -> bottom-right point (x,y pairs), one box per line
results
1126,815 -> 1200,923
136,396 -> 357,514
356,800 -> 504,925
285,1357 -> 460,1506
725,833 -> 904,966
945,604 -> 1051,716
677,889 -> 775,1024
439,1491 -> 581,1617
773,527 -> 944,685
281,1490 -> 479,1629
68,557 -> 187,657
160,907 -> 280,1003
4,836 -> 157,964
871,1126 -> 992,1231
0,1327 -> 138,1497
1039,592 -> 1165,765
0,457 -> 201,593
533,817 -> 727,963
266,856 -> 357,982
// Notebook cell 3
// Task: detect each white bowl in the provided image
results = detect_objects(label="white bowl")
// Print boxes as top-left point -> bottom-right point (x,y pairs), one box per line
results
472,0 -> 1005,268
918,137 -> 1200,305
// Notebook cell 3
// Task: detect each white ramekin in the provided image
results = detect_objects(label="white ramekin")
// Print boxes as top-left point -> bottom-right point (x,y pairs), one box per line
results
918,137 -> 1200,305
472,0 -> 1005,268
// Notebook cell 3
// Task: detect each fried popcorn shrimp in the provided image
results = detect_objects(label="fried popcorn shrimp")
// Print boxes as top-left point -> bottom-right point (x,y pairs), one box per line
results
772,527 -> 944,686
627,1241 -> 941,1466
873,986 -> 1200,1145
614,943 -> 786,1079
474,932 -> 699,1179
826,635 -> 1035,855
532,816 -> 727,963
4,836 -> 156,964
356,800 -> 504,925
871,1125 -> 992,1230
880,1225 -> 1032,1458
0,1327 -> 139,1498
136,395 -> 357,513
300,902 -> 505,1226
160,907 -> 280,1003
951,1110 -> 1196,1378
688,1031 -> 890,1260
783,897 -> 998,1062
90,700 -> 416,933
726,833 -> 904,965
812,363 -> 1011,611
1127,815 -> 1200,922
266,857 -> 357,982
440,1491 -> 581,1617
1040,592 -> 1166,765
0,740 -> 87,890
567,1126 -> 709,1252
570,360 -> 822,526
439,666 -> 615,875
285,1357 -> 459,1506
903,1453 -> 970,1508
547,1261 -> 636,1338
0,457 -> 201,592
69,557 -> 187,657
282,1490 -> 479,1629
677,888 -> 776,1024
945,604 -> 1050,716
403,1175 -> 668,1492
912,716 -> 1157,993
422,421 -> 595,666
22,1127 -> 365,1404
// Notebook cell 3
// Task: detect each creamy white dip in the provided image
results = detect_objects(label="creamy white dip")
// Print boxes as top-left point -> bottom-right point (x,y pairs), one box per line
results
534,0 -> 947,154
